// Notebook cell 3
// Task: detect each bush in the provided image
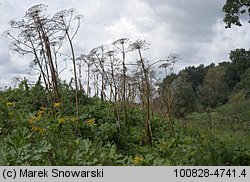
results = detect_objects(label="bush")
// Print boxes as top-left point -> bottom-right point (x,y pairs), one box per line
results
0,127 -> 51,165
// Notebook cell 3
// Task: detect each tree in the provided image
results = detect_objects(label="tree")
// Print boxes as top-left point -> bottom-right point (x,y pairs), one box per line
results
158,74 -> 196,130
198,66 -> 229,108
172,75 -> 197,117
222,0 -> 250,28
229,48 -> 250,77
219,61 -> 240,90
233,68 -> 250,98
180,64 -> 208,94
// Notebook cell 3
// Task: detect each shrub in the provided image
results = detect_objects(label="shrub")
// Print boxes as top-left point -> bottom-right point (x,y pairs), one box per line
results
0,127 -> 51,165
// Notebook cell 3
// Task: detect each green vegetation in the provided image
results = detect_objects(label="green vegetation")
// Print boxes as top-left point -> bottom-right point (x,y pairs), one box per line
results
0,2 -> 249,166
0,79 -> 249,165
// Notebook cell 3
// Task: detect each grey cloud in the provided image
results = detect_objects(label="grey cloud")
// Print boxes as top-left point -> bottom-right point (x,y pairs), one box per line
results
0,38 -> 11,65
0,0 -> 249,87
146,0 -> 225,42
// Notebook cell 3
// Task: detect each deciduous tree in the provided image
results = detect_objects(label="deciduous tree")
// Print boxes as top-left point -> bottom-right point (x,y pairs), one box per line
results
223,0 -> 250,28
198,66 -> 229,108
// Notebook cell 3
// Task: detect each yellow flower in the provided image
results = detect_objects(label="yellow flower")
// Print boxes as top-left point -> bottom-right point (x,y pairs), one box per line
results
133,156 -> 144,165
72,117 -> 78,123
28,116 -> 37,125
31,126 -> 45,134
6,102 -> 14,107
86,118 -> 95,126
58,117 -> 66,124
37,110 -> 45,118
53,102 -> 61,108
40,107 -> 45,111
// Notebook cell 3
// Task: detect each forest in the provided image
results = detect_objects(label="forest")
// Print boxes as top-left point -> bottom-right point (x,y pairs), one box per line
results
0,1 -> 249,165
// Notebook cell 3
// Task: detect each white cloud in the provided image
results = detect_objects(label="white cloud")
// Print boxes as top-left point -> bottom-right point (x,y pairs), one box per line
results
196,19 -> 250,65
105,18 -> 143,40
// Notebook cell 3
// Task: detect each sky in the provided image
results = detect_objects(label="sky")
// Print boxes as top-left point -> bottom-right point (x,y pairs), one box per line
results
0,0 -> 250,88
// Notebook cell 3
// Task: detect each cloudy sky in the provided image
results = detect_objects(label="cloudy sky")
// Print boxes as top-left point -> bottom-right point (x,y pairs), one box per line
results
0,0 -> 249,88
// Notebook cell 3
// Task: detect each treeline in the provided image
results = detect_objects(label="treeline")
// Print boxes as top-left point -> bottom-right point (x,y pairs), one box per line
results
156,48 -> 250,118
